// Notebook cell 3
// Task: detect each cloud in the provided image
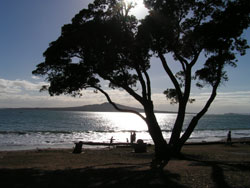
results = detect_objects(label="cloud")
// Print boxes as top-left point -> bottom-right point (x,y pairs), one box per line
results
0,78 -> 141,108
31,75 -> 41,80
187,91 -> 250,113
0,78 -> 46,94
190,91 -> 250,104
151,90 -> 250,113
0,89 -> 140,109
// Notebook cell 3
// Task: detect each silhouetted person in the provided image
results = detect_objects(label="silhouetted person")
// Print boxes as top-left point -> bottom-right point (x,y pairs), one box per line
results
109,136 -> 114,148
227,131 -> 232,145
130,131 -> 136,144
130,132 -> 133,143
133,132 -> 136,143
110,136 -> 114,144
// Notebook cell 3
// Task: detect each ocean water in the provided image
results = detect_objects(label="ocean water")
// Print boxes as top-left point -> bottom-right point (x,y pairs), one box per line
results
0,109 -> 250,150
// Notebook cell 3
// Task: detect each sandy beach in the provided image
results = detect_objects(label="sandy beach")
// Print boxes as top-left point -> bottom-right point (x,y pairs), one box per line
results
0,140 -> 250,188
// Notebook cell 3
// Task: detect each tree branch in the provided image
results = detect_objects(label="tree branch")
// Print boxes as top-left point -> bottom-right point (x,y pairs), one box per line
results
143,70 -> 152,101
135,67 -> 147,100
174,51 -> 188,71
179,64 -> 222,146
92,86 -> 147,122
190,49 -> 202,67
183,65 -> 192,102
158,52 -> 183,99
122,84 -> 145,105
100,73 -> 145,105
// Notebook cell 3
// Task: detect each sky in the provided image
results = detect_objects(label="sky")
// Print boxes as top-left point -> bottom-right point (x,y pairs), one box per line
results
0,0 -> 249,114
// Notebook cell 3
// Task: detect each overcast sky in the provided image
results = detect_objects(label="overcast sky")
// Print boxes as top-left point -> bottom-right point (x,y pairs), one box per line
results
0,0 -> 250,114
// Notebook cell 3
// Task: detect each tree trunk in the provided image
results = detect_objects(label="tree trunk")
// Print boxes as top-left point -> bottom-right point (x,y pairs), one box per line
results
169,102 -> 186,148
143,101 -> 170,162
169,66 -> 191,153
176,115 -> 201,152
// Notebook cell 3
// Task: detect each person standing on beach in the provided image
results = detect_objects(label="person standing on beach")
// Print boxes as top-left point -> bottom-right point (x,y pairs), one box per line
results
227,131 -> 232,145
133,132 -> 136,143
109,136 -> 114,148
130,132 -> 136,144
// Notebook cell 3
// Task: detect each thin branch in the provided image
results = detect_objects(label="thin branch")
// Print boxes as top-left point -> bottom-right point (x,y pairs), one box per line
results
143,70 -> 151,101
122,84 -> 145,105
158,52 -> 183,99
179,59 -> 186,72
93,86 -> 147,122
183,66 -> 192,101
174,51 -> 188,71
69,54 -> 83,60
190,49 -> 202,67
135,67 -> 147,99
100,72 -> 145,105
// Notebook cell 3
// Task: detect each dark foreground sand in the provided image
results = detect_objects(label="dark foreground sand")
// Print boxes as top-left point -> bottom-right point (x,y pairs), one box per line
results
0,141 -> 250,188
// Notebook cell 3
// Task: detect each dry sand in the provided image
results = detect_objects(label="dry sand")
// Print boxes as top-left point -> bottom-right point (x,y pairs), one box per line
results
0,142 -> 250,188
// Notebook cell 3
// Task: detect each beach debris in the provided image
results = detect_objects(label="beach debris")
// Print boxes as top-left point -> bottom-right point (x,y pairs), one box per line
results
73,141 -> 83,154
134,139 -> 147,153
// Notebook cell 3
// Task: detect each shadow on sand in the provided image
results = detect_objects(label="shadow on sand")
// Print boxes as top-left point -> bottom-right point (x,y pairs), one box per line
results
0,165 -> 187,188
184,153 -> 250,188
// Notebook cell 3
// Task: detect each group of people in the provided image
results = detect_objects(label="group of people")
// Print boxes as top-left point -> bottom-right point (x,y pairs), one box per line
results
109,131 -> 137,147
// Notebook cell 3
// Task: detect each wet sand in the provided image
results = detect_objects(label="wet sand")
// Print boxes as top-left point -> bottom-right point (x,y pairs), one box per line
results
0,140 -> 250,187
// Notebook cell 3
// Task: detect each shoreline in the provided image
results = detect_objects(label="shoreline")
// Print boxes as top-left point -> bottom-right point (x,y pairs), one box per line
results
1,137 -> 250,152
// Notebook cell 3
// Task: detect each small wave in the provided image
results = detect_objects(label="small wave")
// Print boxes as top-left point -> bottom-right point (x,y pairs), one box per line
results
0,131 -> 29,135
0,130 -> 72,135
234,132 -> 250,136
36,130 -> 72,134
94,130 -> 116,133
191,128 -> 250,131
161,129 -> 172,133
119,130 -> 149,133
83,130 -> 149,133
189,136 -> 205,139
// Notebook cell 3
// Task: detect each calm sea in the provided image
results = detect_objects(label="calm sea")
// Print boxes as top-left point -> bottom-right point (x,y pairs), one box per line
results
0,109 -> 250,150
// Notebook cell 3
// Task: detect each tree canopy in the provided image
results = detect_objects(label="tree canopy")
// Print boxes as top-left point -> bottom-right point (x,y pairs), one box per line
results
33,0 -> 250,168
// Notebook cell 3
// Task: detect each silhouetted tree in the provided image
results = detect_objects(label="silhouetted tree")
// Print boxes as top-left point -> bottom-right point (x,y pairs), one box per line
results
33,0 -> 250,169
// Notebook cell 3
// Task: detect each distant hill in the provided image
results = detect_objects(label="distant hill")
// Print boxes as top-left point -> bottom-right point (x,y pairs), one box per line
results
10,102 -> 175,113
55,102 -> 144,112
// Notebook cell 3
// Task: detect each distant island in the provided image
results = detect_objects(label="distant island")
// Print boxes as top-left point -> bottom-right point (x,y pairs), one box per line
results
3,102 -> 176,113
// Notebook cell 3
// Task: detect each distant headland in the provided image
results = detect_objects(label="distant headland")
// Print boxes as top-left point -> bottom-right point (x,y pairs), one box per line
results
2,102 -> 176,113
